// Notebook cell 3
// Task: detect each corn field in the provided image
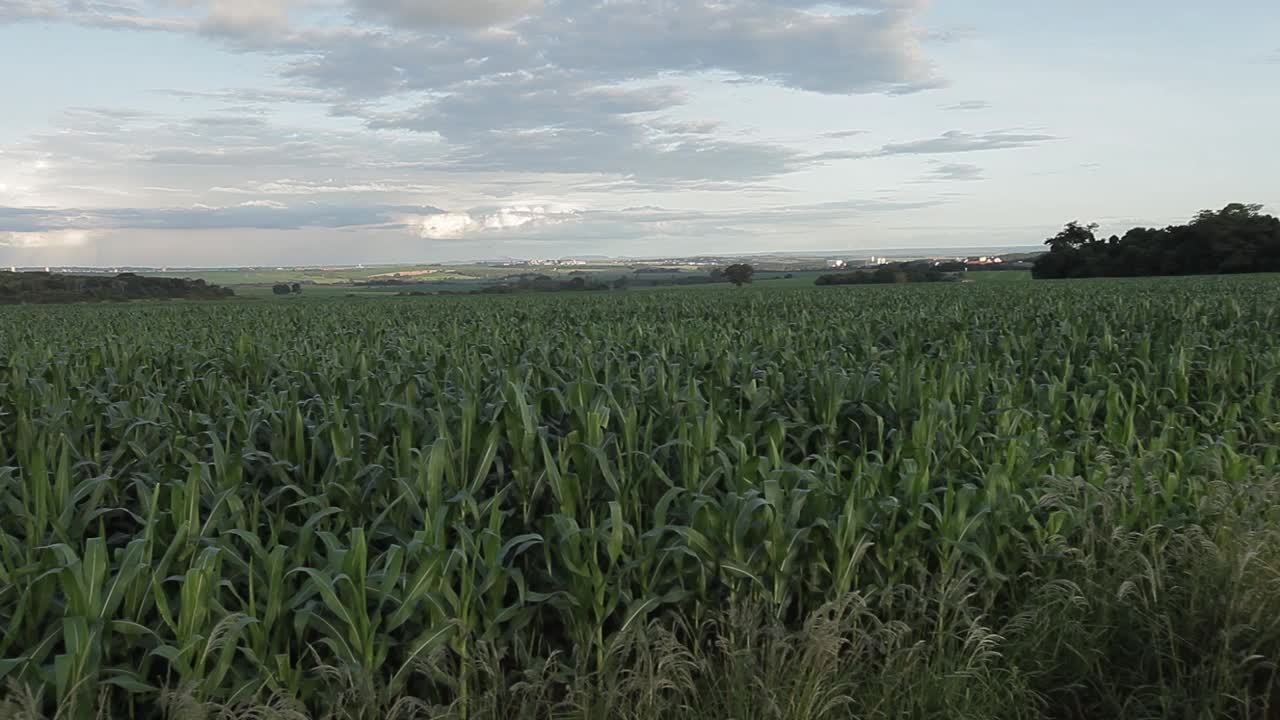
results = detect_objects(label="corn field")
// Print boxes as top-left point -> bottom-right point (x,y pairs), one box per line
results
3,276 -> 1280,719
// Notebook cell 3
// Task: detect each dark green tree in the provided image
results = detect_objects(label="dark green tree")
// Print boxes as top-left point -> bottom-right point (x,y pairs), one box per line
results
724,264 -> 755,287
1046,222 -> 1099,252
1033,204 -> 1280,279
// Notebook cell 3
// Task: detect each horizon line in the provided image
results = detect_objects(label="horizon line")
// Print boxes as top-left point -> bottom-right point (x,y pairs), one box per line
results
3,244 -> 1046,272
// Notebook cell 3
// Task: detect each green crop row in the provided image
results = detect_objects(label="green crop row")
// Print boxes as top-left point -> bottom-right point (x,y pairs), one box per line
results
2,276 -> 1280,719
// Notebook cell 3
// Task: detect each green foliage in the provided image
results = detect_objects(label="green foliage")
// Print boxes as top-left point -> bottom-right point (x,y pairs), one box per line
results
0,271 -> 233,304
1,276 -> 1280,718
815,263 -> 957,286
723,264 -> 754,286
1034,203 -> 1280,278
479,274 -> 610,294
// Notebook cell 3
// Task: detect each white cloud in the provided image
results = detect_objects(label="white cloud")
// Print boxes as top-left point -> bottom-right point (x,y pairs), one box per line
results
0,0 -> 1081,265
197,0 -> 290,32
4,0 -> 951,201
210,179 -> 444,195
0,229 -> 96,248
407,204 -> 580,239
236,199 -> 288,208
409,212 -> 476,239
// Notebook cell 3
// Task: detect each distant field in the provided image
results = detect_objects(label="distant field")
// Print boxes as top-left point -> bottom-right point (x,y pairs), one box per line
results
139,264 -> 1040,300
965,269 -> 1034,282
218,268 -> 1034,297
141,263 -> 1041,296
143,264 -> 663,291
139,265 -> 512,287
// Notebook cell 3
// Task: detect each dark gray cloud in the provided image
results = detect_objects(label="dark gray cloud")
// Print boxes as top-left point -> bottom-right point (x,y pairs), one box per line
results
0,191 -> 955,264
525,0 -> 939,95
364,76 -> 688,136
2,192 -> 943,239
814,130 -> 1056,161
353,0 -> 540,28
0,207 -> 55,233
278,0 -> 940,100
387,193 -> 949,246
657,120 -> 723,136
443,128 -> 804,182
569,196 -> 944,228
822,129 -> 869,139
419,195 -> 951,247
566,178 -> 796,195
879,130 -> 1055,155
159,87 -> 337,106
6,0 -> 955,193
0,0 -> 191,31
940,100 -> 991,111
196,0 -> 298,41
922,162 -> 983,181
358,71 -> 804,182
269,0 -> 944,184
2,0 -> 1067,265
0,202 -> 442,232
18,108 -> 449,192
145,145 -> 349,166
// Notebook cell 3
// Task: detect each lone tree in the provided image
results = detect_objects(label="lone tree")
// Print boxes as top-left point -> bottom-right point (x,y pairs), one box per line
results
272,283 -> 291,296
290,283 -> 302,295
1045,221 -> 1099,252
724,263 -> 755,287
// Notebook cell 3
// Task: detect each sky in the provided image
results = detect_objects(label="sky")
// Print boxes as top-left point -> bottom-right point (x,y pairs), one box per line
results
1,0 -> 1277,266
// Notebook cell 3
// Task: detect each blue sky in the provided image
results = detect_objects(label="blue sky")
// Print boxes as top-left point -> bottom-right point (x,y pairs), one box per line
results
1,0 -> 1277,266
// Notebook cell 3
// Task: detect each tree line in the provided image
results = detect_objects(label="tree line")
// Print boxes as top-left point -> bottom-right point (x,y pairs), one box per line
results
816,263 -> 958,286
1033,203 -> 1280,279
0,271 -> 234,304
479,274 -> 612,293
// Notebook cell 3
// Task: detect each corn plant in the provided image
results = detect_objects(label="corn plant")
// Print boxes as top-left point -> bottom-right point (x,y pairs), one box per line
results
2,275 -> 1280,718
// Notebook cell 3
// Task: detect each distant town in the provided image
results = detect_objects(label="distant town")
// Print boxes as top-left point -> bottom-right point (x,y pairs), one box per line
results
7,247 -> 1040,277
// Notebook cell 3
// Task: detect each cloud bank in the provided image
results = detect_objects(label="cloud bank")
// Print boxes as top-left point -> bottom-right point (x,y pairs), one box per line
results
0,0 -> 1077,263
